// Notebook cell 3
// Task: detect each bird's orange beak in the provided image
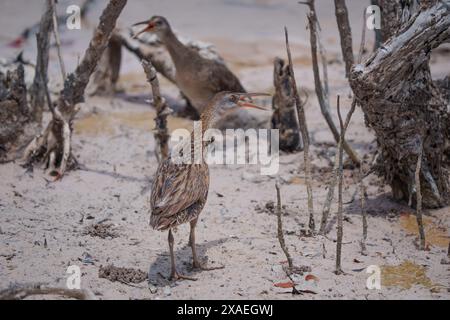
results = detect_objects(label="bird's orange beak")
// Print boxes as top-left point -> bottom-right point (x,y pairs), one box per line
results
237,93 -> 271,111
132,20 -> 155,39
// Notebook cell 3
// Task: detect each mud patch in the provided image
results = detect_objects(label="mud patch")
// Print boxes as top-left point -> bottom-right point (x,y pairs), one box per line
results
381,261 -> 434,290
84,224 -> 119,239
99,265 -> 148,284
74,111 -> 192,137
400,213 -> 449,248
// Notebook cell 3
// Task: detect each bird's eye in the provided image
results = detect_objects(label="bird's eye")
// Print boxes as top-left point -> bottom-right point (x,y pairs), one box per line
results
230,95 -> 238,103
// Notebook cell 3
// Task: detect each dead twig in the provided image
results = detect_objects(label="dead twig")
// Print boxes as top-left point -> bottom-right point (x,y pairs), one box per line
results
275,182 -> 293,271
284,27 -> 315,234
141,59 -> 171,161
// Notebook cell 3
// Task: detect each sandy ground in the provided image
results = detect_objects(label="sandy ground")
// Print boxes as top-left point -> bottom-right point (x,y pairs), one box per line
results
0,0 -> 449,300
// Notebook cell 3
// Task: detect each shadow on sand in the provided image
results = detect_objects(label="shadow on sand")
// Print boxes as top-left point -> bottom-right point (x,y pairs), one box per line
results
322,193 -> 412,234
148,237 -> 229,287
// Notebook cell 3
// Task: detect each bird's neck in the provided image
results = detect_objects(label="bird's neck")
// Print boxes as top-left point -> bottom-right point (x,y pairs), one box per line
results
162,29 -> 192,65
200,110 -> 214,133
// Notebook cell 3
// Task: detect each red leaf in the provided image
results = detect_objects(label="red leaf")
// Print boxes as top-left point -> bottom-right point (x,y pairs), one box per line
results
274,281 -> 294,288
305,274 -> 319,282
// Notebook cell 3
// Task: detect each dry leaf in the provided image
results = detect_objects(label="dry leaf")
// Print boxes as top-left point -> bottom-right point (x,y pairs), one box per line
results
305,274 -> 319,282
274,281 -> 294,288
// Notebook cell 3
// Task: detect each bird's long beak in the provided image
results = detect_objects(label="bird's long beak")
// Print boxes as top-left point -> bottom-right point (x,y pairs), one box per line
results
132,20 -> 154,39
237,93 -> 271,111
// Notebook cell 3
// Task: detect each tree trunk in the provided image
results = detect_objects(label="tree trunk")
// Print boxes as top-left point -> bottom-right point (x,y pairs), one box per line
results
350,0 -> 450,208
271,57 -> 303,152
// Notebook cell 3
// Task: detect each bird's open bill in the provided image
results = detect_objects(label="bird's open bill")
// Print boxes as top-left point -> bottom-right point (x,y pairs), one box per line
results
132,20 -> 153,39
237,93 -> 271,111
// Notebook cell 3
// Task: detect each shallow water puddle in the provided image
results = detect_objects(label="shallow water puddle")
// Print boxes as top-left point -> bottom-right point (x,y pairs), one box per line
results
399,213 -> 449,248
74,111 -> 192,136
381,261 -> 434,290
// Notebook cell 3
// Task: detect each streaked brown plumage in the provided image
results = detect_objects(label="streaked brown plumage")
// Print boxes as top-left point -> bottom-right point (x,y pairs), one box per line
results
133,16 -> 246,115
149,92 -> 268,281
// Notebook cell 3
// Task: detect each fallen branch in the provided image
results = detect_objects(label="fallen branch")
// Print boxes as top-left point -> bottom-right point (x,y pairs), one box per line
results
0,283 -> 96,300
285,27 -> 315,234
141,59 -> 171,161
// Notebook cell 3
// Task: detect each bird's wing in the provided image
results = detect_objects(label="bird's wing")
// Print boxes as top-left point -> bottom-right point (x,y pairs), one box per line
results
150,159 -> 209,221
199,60 -> 246,93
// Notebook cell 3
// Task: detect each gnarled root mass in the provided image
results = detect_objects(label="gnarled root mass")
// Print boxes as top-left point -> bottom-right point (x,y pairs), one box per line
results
21,110 -> 75,179
350,1 -> 450,208
0,64 -> 40,163
22,0 -> 128,178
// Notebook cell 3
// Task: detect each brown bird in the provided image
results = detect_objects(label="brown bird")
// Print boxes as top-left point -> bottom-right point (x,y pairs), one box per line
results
132,16 -> 247,118
149,92 -> 268,281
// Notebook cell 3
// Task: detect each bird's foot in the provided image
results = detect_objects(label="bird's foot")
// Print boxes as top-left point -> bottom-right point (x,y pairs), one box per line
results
169,271 -> 197,281
192,261 -> 225,271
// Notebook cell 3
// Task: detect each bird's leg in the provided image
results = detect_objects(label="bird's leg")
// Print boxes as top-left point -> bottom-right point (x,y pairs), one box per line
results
189,219 -> 225,271
168,229 -> 197,281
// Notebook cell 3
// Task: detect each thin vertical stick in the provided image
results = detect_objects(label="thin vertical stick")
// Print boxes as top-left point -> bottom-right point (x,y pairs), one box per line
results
141,59 -> 170,161
335,95 -> 344,275
299,0 -> 360,166
358,11 -> 368,255
30,0 -> 53,123
359,165 -> 368,255
50,0 -> 66,82
415,140 -> 426,250
319,9 -> 366,235
317,30 -> 330,104
275,182 -> 293,271
285,27 -> 315,234
320,156 -> 339,234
